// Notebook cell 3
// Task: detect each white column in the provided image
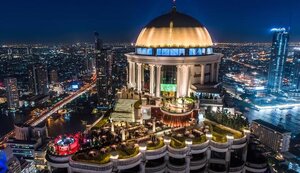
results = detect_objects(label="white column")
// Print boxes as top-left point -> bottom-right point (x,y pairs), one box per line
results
121,129 -> 126,141
128,61 -> 132,87
149,64 -> 155,96
180,65 -> 190,97
176,65 -> 182,98
48,164 -> 52,173
132,62 -> 136,88
137,63 -> 142,92
68,167 -> 72,173
185,155 -> 191,173
156,65 -> 162,97
200,64 -> 206,85
210,63 -> 215,83
216,63 -> 220,82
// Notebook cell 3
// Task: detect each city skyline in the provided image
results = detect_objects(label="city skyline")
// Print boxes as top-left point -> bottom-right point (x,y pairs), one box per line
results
1,0 -> 300,43
1,1 -> 300,173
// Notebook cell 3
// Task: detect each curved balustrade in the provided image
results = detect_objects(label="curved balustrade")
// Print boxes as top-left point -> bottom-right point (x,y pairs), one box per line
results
167,146 -> 188,158
245,162 -> 267,169
47,152 -> 70,163
167,161 -> 186,173
229,164 -> 244,173
69,158 -> 113,172
233,136 -> 247,145
145,162 -> 167,173
208,169 -> 226,173
191,140 -> 209,154
210,141 -> 229,152
116,153 -> 142,170
245,162 -> 268,173
190,157 -> 207,170
160,108 -> 193,116
146,145 -> 167,160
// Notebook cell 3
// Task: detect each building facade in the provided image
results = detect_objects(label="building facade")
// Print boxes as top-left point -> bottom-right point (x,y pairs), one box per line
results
95,33 -> 114,110
49,69 -> 58,84
291,48 -> 300,90
28,64 -> 49,95
267,28 -> 289,93
251,119 -> 291,153
4,77 -> 19,109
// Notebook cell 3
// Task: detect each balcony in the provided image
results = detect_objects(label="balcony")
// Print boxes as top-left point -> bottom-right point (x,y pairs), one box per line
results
117,153 -> 142,170
69,158 -> 113,173
210,140 -> 229,152
190,157 -> 207,170
191,140 -> 209,154
168,145 -> 188,158
145,159 -> 167,173
167,160 -> 186,173
146,145 -> 167,160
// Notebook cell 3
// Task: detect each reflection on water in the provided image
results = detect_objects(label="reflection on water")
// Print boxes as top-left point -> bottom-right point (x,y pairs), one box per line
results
245,107 -> 300,135
46,93 -> 99,137
46,107 -> 100,137
0,93 -> 99,138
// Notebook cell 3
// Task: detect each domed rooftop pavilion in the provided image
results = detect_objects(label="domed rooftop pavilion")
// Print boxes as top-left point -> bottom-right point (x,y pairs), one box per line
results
136,8 -> 213,48
126,7 -> 222,99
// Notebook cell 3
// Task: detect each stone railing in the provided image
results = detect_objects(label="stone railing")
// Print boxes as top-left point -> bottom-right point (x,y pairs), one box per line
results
145,162 -> 167,172
246,162 -> 267,169
167,162 -> 186,172
47,152 -> 70,163
210,140 -> 229,149
191,140 -> 209,151
208,169 -> 226,173
168,146 -> 188,156
146,145 -> 167,156
160,108 -> 193,116
229,164 -> 244,172
190,157 -> 207,166
233,136 -> 247,145
69,158 -> 113,172
118,153 -> 142,166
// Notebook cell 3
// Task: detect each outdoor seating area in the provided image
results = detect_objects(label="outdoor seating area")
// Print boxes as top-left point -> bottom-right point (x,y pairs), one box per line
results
161,97 -> 195,114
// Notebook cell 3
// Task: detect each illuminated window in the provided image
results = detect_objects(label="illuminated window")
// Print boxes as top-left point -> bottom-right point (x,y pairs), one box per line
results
136,48 -> 153,55
207,48 -> 213,54
156,48 -> 185,56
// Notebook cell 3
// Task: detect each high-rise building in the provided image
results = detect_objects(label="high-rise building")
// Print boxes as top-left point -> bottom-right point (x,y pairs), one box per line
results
95,33 -> 113,110
291,48 -> 300,90
28,64 -> 49,95
49,69 -> 58,84
251,119 -> 291,153
267,28 -> 289,93
4,77 -> 19,109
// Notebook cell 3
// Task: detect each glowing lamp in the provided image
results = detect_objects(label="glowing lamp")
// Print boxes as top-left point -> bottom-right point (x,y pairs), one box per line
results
110,151 -> 119,160
139,143 -> 147,152
185,139 -> 193,146
206,133 -> 212,139
164,136 -> 171,144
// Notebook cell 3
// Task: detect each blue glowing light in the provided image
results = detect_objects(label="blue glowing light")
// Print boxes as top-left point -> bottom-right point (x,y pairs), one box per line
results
271,28 -> 286,32
72,84 -> 79,89
0,151 -> 7,173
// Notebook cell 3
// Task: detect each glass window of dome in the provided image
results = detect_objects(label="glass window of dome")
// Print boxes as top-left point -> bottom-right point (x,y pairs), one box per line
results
136,47 -> 213,56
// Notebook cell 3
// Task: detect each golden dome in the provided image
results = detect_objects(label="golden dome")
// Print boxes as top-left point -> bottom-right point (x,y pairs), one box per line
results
136,9 -> 213,48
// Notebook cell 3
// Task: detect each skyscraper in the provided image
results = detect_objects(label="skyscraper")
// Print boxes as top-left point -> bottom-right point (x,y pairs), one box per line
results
95,33 -> 113,110
49,69 -> 58,84
4,77 -> 19,109
28,64 -> 49,95
291,48 -> 300,90
267,28 -> 289,93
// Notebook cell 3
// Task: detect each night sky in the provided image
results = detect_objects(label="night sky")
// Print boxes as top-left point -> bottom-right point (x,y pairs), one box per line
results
1,0 -> 300,43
